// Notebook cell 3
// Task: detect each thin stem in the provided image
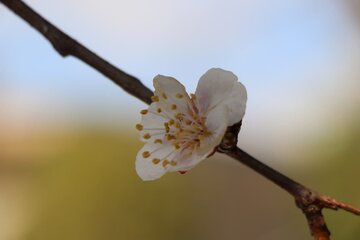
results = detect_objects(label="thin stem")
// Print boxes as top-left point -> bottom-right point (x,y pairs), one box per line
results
0,0 -> 153,105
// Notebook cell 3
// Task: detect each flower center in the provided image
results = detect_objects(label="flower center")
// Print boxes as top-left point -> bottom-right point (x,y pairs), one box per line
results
137,93 -> 212,167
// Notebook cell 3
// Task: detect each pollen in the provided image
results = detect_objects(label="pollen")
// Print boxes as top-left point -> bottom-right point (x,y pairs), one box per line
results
157,108 -> 162,113
140,109 -> 148,115
175,122 -> 181,129
135,124 -> 143,131
175,113 -> 184,120
154,139 -> 163,144
171,104 -> 177,110
173,143 -> 181,149
151,95 -> 159,102
185,120 -> 192,125
142,151 -> 151,158
143,133 -> 151,139
168,119 -> 175,125
170,160 -> 177,166
176,93 -> 184,99
162,93 -> 168,99
152,158 -> 161,164
162,160 -> 169,167
164,122 -> 170,133
167,134 -> 176,141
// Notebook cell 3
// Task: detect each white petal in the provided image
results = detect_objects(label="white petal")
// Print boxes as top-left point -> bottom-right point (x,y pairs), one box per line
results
198,106 -> 229,156
153,75 -> 191,114
135,142 -> 178,181
138,102 -> 169,142
195,68 -> 247,125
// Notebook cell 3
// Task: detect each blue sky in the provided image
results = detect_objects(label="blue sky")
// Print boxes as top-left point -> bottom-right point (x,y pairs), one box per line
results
1,0 -> 360,162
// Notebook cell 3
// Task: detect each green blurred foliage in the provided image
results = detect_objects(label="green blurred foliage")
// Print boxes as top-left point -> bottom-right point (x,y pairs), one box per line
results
25,130 -> 199,240
1,119 -> 358,240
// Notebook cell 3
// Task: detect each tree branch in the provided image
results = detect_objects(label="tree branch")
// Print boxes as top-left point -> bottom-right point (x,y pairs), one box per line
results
1,0 -> 359,239
226,147 -> 359,240
0,0 -> 153,105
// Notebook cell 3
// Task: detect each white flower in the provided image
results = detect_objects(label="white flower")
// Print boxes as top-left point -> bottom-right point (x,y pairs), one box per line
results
135,68 -> 247,181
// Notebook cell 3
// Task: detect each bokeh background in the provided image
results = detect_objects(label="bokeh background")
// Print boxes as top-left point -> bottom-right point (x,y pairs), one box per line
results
1,0 -> 360,239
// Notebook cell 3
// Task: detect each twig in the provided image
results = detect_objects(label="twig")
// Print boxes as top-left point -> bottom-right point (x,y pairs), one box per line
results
0,0 -> 153,105
225,147 -> 360,240
1,0 -> 359,239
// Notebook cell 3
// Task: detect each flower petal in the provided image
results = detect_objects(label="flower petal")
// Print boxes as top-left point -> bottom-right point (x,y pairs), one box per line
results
138,102 -> 169,142
135,142 -> 179,181
198,105 -> 229,157
153,75 -> 192,114
195,68 -> 247,125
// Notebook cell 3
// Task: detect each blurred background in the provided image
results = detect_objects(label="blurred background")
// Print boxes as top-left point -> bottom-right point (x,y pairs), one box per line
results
0,0 -> 359,239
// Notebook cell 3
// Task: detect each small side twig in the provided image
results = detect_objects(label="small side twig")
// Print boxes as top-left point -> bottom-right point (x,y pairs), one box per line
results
1,0 -> 359,239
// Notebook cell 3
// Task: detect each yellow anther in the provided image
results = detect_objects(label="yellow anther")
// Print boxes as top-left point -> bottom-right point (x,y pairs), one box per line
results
173,143 -> 181,149
164,122 -> 170,133
175,122 -> 181,129
185,120 -> 192,125
151,95 -> 159,102
143,133 -> 151,139
152,158 -> 161,164
154,139 -> 163,144
142,151 -> 151,158
162,93 -> 168,99
166,134 -> 176,141
170,160 -> 177,166
162,160 -> 169,167
157,108 -> 162,113
190,93 -> 196,100
171,104 -> 177,110
176,93 -> 184,99
175,113 -> 184,120
168,119 -> 175,125
140,109 -> 148,115
135,124 -> 143,131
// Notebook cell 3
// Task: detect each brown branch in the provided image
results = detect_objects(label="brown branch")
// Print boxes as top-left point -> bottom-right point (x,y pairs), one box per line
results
1,0 -> 359,239
225,146 -> 359,240
0,0 -> 153,105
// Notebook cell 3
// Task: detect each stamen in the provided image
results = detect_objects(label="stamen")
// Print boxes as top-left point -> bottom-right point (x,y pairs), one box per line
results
162,93 -> 168,99
157,108 -> 162,113
140,109 -> 148,115
168,119 -> 175,125
166,134 -> 176,141
151,95 -> 159,102
170,160 -> 177,166
142,151 -> 151,158
162,160 -> 169,167
176,93 -> 184,99
152,158 -> 161,164
175,113 -> 184,120
154,139 -> 163,144
190,93 -> 196,100
143,133 -> 151,139
164,122 -> 170,133
171,104 -> 177,110
173,143 -> 181,149
135,124 -> 143,131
